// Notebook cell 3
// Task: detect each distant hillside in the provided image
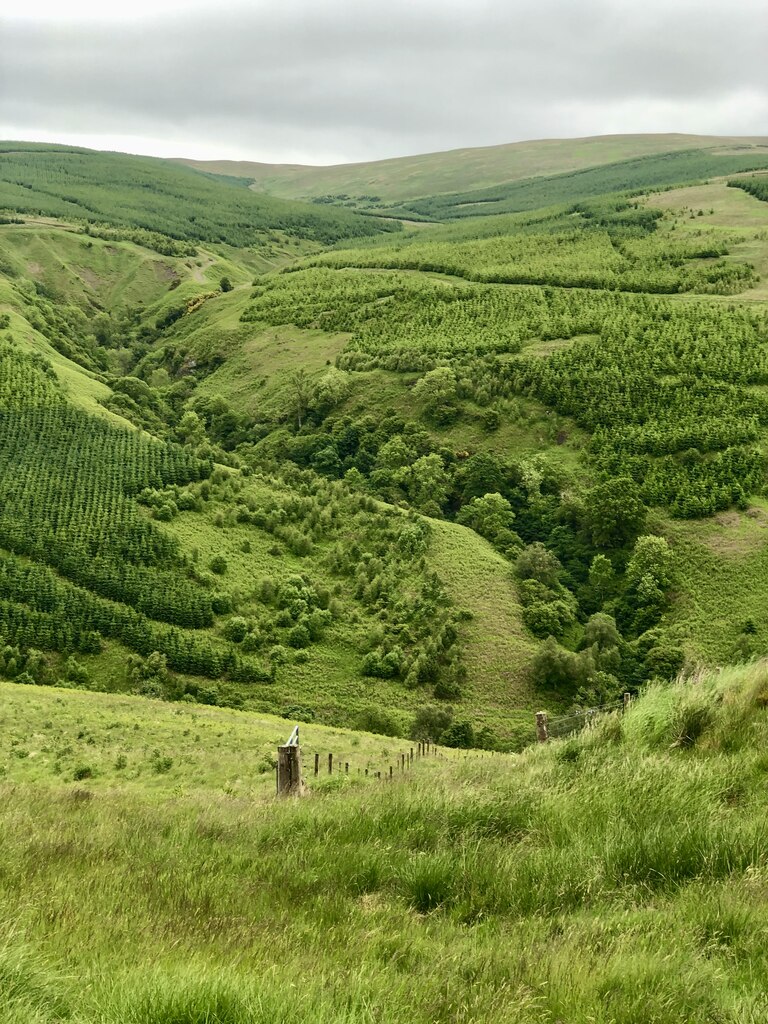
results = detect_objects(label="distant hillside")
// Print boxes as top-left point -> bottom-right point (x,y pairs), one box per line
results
393,148 -> 768,221
0,142 -> 396,246
178,134 -> 768,203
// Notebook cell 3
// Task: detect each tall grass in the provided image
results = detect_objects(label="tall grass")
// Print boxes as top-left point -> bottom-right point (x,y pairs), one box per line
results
3,663 -> 768,1021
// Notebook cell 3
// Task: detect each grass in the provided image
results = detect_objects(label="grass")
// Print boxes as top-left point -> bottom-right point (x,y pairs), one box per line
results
391,148 -> 768,222
3,663 -> 768,1020
0,680 -> 432,795
156,480 -> 543,739
427,518 -> 537,721
643,180 -> 768,303
663,499 -> 768,665
180,133 -> 768,203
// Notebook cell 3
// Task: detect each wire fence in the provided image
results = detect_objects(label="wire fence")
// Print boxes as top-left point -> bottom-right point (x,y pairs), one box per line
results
544,697 -> 629,740
276,735 -> 451,795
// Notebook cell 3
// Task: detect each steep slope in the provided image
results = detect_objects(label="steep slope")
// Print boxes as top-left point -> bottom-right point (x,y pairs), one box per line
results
178,133 -> 768,202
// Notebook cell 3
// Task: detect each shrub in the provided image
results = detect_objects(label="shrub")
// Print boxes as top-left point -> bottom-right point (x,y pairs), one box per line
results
410,704 -> 453,742
222,617 -> 249,643
286,624 -> 311,649
522,600 -> 574,639
355,707 -> 402,736
442,720 -> 475,748
281,704 -> 315,722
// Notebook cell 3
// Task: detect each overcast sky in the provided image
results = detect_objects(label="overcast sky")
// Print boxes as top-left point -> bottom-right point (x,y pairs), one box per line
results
1,0 -> 766,165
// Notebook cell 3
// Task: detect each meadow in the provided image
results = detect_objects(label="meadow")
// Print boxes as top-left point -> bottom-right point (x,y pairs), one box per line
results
4,136 -> 768,1022
2,664 -> 768,1022
389,147 -> 768,221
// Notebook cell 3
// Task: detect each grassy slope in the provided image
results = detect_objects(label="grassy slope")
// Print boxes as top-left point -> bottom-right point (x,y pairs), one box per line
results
636,182 -> 768,662
3,664 -> 768,1021
0,680 -> 421,795
0,142 -> 392,246
0,218 -> 547,742
4,150 -> 768,745
643,176 -> 768,302
427,519 -> 536,719
178,133 -> 768,202
183,285 -> 586,475
0,222 -> 253,418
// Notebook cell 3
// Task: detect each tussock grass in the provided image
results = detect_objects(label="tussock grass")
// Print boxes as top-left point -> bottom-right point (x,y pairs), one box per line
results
4,664 -> 768,1019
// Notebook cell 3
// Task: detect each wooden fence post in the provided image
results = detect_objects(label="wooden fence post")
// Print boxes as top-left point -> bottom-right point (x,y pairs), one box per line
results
328,752 -> 333,774
345,762 -> 349,774
277,743 -> 302,796
314,752 -> 319,776
535,711 -> 549,743
623,692 -> 632,714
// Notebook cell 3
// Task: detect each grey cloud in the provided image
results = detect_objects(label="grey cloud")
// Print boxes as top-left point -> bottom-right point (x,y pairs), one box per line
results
1,0 -> 767,162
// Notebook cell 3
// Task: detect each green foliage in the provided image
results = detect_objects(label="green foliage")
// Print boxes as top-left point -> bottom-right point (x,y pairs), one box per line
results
584,478 -> 647,548
410,703 -> 454,742
6,664 -> 768,1021
729,176 -> 768,205
0,339 -> 213,628
0,143 -> 396,246
455,492 -> 520,555
310,211 -> 755,294
398,148 -> 768,220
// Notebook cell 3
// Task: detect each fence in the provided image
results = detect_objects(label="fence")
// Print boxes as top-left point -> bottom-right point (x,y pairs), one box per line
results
536,692 -> 632,743
275,727 -> 445,796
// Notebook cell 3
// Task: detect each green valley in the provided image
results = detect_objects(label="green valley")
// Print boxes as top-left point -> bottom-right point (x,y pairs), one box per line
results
3,138 -> 768,751
4,124 -> 768,1023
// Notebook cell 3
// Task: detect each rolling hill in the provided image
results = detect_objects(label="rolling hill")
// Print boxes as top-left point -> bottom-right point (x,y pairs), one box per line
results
177,132 -> 768,203
2,136 -> 768,752
6,132 -> 768,1022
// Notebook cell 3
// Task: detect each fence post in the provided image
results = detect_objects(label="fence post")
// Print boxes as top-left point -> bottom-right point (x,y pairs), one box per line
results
314,752 -> 319,776
410,747 -> 414,765
389,765 -> 393,780
345,762 -> 349,775
535,711 -> 549,743
623,692 -> 632,714
328,752 -> 333,775
277,743 -> 302,796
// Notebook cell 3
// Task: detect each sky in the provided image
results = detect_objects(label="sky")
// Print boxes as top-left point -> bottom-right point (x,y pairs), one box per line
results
1,0 -> 766,166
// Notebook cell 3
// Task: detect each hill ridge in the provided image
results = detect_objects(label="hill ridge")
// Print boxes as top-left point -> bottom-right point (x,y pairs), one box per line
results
175,133 -> 768,202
